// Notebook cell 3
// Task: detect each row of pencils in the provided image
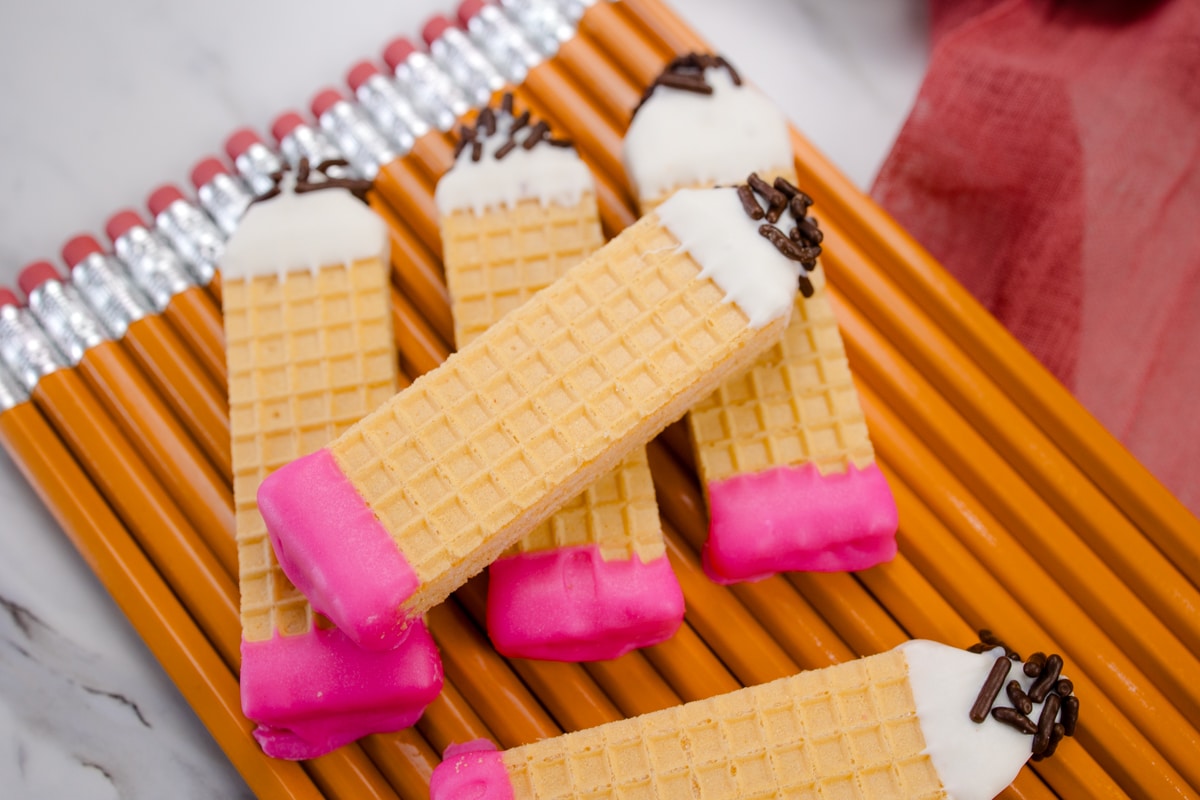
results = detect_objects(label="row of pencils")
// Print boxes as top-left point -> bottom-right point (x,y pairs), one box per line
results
2,1 -> 1200,798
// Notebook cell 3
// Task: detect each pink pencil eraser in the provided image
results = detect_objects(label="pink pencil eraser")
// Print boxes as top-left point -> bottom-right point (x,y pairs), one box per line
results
382,37 -> 417,71
422,15 -> 456,46
311,88 -> 345,120
225,127 -> 264,161
106,209 -> 147,243
0,287 -> 20,308
271,111 -> 307,144
62,234 -> 104,268
346,60 -> 380,92
147,184 -> 186,217
190,157 -> 229,190
457,0 -> 488,26
18,261 -> 63,297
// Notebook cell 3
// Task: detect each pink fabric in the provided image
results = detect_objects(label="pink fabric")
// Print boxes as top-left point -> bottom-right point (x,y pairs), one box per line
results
872,0 -> 1200,516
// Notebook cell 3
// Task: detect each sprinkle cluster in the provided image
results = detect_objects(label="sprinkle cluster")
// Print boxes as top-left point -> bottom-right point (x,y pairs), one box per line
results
452,92 -> 572,163
256,158 -> 373,204
737,172 -> 823,298
633,52 -> 742,115
968,631 -> 1079,761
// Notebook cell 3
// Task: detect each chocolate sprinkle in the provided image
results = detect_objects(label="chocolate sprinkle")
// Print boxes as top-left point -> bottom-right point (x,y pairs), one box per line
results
510,110 -> 530,133
1006,680 -> 1034,715
453,125 -> 473,158
748,173 -> 787,222
449,97 -> 572,165
1032,693 -> 1062,755
254,157 -> 373,205
633,52 -> 745,115
759,224 -> 819,263
737,185 -> 764,220
494,139 -> 517,160
1028,654 -> 1063,703
798,274 -> 814,299
1033,723 -> 1067,761
1024,652 -> 1047,677
471,139 -> 483,162
523,120 -> 550,149
478,107 -> 497,137
500,91 -> 514,115
992,707 -> 1038,735
1055,678 -> 1074,697
791,217 -> 823,246
1060,695 -> 1079,736
970,656 -> 1013,723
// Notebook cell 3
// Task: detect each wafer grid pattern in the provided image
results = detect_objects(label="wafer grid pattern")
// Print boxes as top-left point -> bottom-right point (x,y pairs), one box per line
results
442,196 -> 663,563
329,213 -> 781,611
226,259 -> 397,642
690,270 -> 875,482
638,166 -> 797,213
500,649 -> 946,799
443,196 -> 606,349
638,171 -> 876,484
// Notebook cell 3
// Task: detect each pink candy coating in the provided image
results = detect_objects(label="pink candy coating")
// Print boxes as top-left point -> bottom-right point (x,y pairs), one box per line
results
241,622 -> 443,760
487,545 -> 684,661
257,448 -> 420,651
703,462 -> 899,582
430,740 -> 514,800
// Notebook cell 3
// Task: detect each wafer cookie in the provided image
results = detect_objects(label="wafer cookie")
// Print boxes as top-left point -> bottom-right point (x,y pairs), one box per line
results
223,164 -> 442,759
258,180 -> 804,651
432,639 -> 1079,799
437,98 -> 682,661
625,55 -> 897,581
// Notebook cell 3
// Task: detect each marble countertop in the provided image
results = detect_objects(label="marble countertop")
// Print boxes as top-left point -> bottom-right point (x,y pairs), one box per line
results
0,1 -> 927,796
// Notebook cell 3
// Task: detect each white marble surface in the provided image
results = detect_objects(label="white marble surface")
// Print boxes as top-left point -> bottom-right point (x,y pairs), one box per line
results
0,1 -> 927,796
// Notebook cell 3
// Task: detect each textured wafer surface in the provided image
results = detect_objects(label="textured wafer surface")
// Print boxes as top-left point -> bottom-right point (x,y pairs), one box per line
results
640,171 -> 876,484
328,211 -> 789,615
500,648 -> 946,798
226,258 -> 397,642
442,196 -> 662,563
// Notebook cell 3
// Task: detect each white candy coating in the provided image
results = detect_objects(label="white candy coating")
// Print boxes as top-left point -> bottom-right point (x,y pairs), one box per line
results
220,175 -> 387,279
656,187 -> 799,329
901,640 -> 1064,800
623,66 -> 793,202
434,113 -> 594,216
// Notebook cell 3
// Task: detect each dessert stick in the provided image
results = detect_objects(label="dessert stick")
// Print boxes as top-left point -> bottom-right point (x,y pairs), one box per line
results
872,469 -> 1156,798
17,264 -> 238,577
620,0 -> 1200,639
0,379 -> 323,800
623,56 -> 897,581
437,100 -> 682,661
105,208 -> 229,392
856,382 -> 1200,794
258,183 -> 801,651
0,291 -> 241,658
432,640 -> 1080,800
829,275 -> 1200,721
62,233 -> 232,482
221,167 -> 442,760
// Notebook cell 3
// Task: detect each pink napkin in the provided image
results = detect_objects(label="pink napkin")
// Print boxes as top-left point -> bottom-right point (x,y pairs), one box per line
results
872,0 -> 1200,516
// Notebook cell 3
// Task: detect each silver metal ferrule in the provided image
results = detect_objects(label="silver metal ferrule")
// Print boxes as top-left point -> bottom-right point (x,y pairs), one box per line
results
318,100 -> 400,181
26,281 -> 108,365
467,5 -> 544,84
279,124 -> 361,179
234,142 -> 286,197
354,74 -> 428,155
501,0 -> 576,57
112,227 -> 195,312
393,52 -> 470,131
154,199 -> 224,286
0,304 -> 66,391
430,28 -> 506,108
70,252 -> 152,339
0,360 -> 28,411
555,0 -> 595,24
196,173 -> 253,237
